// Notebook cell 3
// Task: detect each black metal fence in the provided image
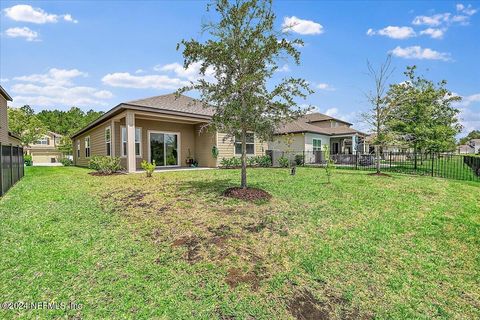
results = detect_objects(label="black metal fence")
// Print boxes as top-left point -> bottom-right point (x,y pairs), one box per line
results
0,144 -> 24,196
266,150 -> 480,182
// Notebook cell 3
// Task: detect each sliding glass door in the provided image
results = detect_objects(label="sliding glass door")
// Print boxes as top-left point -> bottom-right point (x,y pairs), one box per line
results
149,132 -> 179,166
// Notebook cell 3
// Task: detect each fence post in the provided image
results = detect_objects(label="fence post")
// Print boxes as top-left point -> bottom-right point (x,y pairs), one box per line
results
10,144 -> 13,186
303,150 -> 305,166
431,153 -> 435,177
389,152 -> 392,168
17,147 -> 21,179
355,151 -> 358,170
0,142 -> 3,196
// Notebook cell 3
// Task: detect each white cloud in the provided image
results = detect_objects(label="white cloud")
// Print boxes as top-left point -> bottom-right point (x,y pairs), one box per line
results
458,93 -> 480,106
390,46 -> 451,61
277,64 -> 290,72
135,69 -> 145,74
420,28 -> 445,39
9,68 -> 111,107
316,83 -> 335,91
282,16 -> 324,35
14,68 -> 87,86
102,72 -> 189,90
456,3 -> 477,15
3,4 -> 77,24
154,61 -> 215,81
366,26 -> 416,39
0,78 -> 8,83
412,13 -> 450,26
5,27 -> 39,41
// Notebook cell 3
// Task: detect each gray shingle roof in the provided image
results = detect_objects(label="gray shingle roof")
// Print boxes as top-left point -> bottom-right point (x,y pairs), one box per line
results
302,112 -> 352,125
275,116 -> 364,136
125,93 -> 215,117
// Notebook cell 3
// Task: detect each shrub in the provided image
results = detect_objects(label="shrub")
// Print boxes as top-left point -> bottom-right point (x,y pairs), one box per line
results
60,158 -> 73,166
256,155 -> 272,167
89,156 -> 121,175
141,160 -> 156,177
24,154 -> 33,166
247,156 -> 257,167
295,154 -> 304,166
278,156 -> 289,168
220,157 -> 241,168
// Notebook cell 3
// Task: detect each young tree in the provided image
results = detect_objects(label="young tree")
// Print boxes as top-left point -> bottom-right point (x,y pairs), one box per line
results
177,0 -> 312,189
387,66 -> 462,167
361,55 -> 394,174
8,105 -> 47,146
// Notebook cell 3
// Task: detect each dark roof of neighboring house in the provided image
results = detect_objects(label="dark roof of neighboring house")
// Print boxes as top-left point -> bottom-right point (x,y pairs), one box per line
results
71,93 -> 213,138
0,85 -> 13,101
275,113 -> 364,136
302,112 -> 352,126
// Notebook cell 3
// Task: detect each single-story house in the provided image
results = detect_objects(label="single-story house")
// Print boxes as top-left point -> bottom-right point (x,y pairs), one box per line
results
25,131 -> 64,165
268,113 -> 368,156
0,85 -> 22,147
71,93 -> 267,172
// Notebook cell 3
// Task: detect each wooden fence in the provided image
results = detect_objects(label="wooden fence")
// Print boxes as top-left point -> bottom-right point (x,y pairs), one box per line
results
0,143 -> 24,196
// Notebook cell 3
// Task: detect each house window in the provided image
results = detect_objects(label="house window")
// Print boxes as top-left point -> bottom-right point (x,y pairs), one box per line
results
313,139 -> 322,151
105,127 -> 111,156
121,126 -> 142,157
235,133 -> 255,155
85,136 -> 91,158
77,140 -> 80,158
36,137 -> 49,145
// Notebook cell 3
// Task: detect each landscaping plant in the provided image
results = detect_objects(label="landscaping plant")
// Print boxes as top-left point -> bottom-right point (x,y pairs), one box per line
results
60,158 -> 73,166
278,156 -> 289,168
24,154 -> 33,166
323,145 -> 335,184
89,155 -> 121,175
141,160 -> 156,177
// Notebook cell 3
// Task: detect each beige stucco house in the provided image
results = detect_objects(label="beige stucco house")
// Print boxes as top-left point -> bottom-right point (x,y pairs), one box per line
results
0,85 -> 22,147
25,131 -> 64,164
269,113 -> 367,156
71,93 -> 266,172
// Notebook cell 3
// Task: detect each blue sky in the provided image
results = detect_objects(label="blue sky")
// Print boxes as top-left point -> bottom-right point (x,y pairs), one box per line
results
1,1 -> 479,136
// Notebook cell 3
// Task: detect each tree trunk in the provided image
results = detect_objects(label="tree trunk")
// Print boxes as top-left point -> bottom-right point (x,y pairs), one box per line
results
375,145 -> 380,174
240,129 -> 247,189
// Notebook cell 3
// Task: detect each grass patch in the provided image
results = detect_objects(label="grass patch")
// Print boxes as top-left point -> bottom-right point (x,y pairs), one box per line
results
1,166 -> 479,319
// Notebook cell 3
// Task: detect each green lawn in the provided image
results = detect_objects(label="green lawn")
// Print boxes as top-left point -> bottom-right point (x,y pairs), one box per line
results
1,167 -> 479,319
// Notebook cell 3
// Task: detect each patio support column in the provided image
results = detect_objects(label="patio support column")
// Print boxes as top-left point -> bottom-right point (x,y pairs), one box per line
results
111,119 -> 115,157
352,134 -> 357,153
126,110 -> 136,173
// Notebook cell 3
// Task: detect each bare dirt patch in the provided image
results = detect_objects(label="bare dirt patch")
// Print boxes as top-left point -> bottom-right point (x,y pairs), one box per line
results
222,187 -> 271,201
225,267 -> 265,290
288,290 -> 329,320
172,236 -> 202,263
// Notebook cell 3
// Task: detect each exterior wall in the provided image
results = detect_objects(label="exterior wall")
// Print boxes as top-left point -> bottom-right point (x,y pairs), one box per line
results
216,132 -> 266,166
267,133 -> 305,152
134,118 -> 196,169
304,133 -> 330,152
194,125 -> 217,168
0,96 -> 9,145
310,120 -> 349,129
74,120 -> 111,167
27,132 -> 63,163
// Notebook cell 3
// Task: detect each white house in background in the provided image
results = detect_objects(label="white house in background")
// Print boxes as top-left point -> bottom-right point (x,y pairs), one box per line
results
458,139 -> 480,154
268,113 -> 367,156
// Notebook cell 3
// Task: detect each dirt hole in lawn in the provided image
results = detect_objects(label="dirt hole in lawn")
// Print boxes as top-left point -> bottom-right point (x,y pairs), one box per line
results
225,267 -> 265,291
172,235 -> 202,263
222,187 -> 271,201
288,290 -> 329,320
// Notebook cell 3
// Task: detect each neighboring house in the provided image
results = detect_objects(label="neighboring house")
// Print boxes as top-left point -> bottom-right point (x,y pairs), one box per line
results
0,85 -> 22,146
71,93 -> 266,172
268,113 -> 367,156
25,131 -> 64,164
458,139 -> 480,154
364,134 -> 412,154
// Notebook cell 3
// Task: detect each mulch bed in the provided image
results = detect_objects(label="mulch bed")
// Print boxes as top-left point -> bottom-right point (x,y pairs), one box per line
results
222,187 -> 271,201
89,171 -> 126,176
